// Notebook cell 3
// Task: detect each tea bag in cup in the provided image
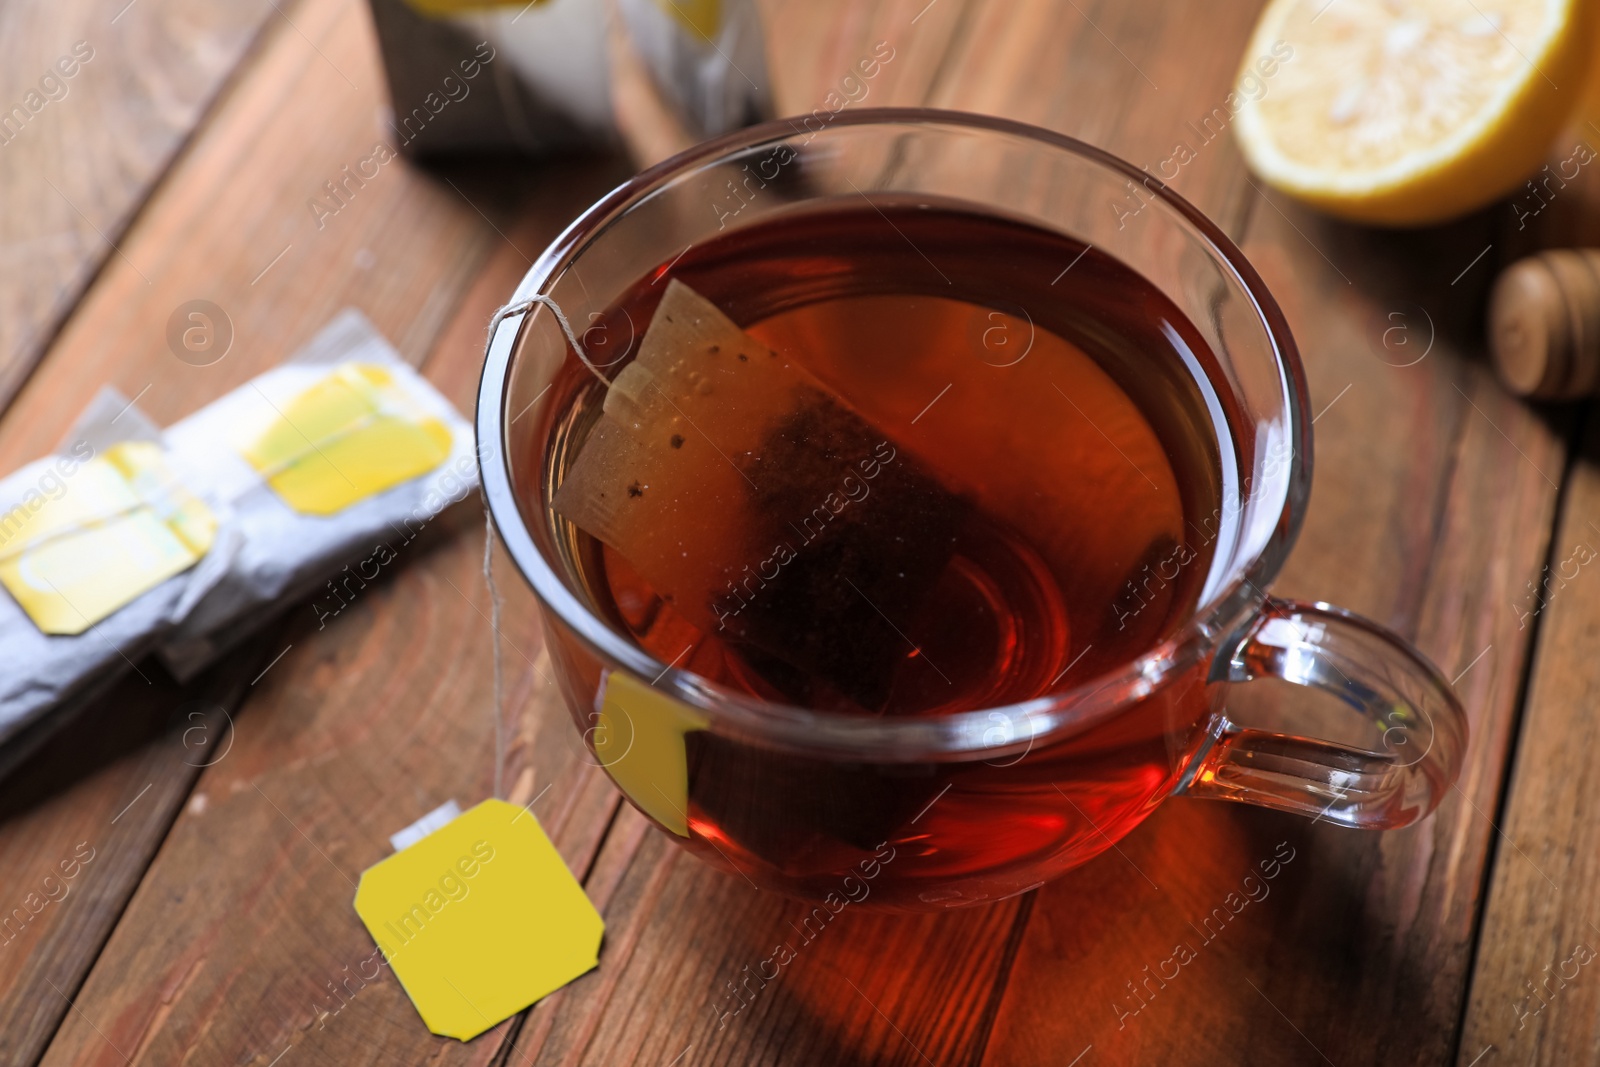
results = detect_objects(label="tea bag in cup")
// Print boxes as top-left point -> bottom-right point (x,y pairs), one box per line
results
552,280 -> 969,711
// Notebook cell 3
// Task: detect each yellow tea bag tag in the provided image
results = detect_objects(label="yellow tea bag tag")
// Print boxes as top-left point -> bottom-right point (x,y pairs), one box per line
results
0,442 -> 216,635
593,671 -> 708,836
240,362 -> 453,517
353,798 -> 603,1041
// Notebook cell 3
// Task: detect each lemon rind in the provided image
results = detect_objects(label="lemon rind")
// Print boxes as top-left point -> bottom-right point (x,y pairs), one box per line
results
1233,0 -> 1584,215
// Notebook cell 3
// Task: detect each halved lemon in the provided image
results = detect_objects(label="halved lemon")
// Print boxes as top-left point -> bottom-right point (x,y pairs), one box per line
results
1233,0 -> 1596,226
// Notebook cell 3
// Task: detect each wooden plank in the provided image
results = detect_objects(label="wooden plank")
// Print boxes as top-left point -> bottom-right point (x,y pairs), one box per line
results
512,805 -> 1030,1067
760,0 -> 972,114
35,499 -> 623,1067
0,0 -> 496,451
922,0 -> 1263,236
3,0 -> 623,1063
981,85 -> 1568,1067
985,216 -> 1562,1066
0,0 -> 277,414
0,643 -> 281,1065
1450,115 -> 1600,1067
1453,414 -> 1600,1066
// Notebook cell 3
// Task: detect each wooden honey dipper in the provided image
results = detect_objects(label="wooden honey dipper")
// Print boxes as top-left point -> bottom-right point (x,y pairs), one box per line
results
1489,249 -> 1600,399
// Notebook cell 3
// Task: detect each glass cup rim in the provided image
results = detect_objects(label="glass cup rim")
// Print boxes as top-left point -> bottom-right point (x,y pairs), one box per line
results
477,106 -> 1311,762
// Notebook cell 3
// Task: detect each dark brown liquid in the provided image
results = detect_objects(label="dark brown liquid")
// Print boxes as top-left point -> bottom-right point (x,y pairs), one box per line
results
544,200 -> 1231,904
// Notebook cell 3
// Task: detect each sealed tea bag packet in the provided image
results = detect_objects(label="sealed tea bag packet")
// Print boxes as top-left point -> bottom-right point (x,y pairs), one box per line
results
368,0 -> 769,161
0,310 -> 476,752
157,310 -> 477,679
0,391 -> 233,746
552,280 -> 969,711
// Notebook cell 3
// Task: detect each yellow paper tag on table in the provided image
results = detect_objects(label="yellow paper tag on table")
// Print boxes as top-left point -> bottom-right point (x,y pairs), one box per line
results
593,671 -> 708,837
353,799 -> 604,1041
239,362 -> 453,517
0,441 -> 216,635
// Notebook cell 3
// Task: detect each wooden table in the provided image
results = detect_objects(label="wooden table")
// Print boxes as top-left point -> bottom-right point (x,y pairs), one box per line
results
2,0 -> 1597,1063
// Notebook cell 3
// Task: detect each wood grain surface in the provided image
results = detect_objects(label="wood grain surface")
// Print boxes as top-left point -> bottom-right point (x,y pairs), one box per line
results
984,207 -> 1565,1066
0,645 -> 280,1064
1454,412 -> 1600,1067
0,0 -> 620,1064
1452,108 -> 1600,1067
0,0 -> 277,414
2,0 -> 1598,1064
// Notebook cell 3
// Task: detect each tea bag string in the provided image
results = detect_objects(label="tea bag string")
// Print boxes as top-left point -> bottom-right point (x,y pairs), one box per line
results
483,508 -> 507,800
489,294 -> 609,388
480,292 -> 600,802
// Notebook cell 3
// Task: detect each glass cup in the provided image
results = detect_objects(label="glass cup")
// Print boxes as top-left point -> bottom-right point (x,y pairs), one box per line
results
477,108 -> 1467,910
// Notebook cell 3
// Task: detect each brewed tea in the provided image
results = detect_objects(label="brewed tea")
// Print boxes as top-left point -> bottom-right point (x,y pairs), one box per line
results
541,199 -> 1232,905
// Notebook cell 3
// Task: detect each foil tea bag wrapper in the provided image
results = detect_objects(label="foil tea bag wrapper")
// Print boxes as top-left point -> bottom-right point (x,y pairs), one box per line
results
156,309 -> 478,681
0,391 -> 235,748
612,0 -> 770,138
0,310 -> 474,761
368,0 -> 769,160
552,280 -> 969,711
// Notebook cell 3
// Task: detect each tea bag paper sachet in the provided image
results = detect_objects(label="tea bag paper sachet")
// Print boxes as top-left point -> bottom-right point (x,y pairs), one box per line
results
552,279 -> 970,711
0,390 -> 236,745
156,309 -> 478,680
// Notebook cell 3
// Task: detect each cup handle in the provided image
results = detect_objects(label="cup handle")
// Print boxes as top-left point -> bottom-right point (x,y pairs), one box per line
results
1178,597 -> 1468,829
